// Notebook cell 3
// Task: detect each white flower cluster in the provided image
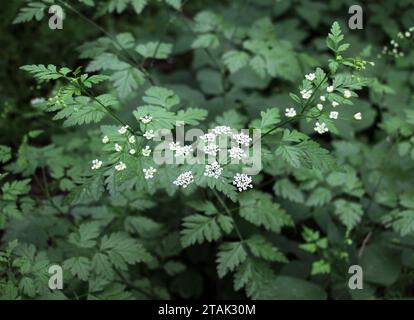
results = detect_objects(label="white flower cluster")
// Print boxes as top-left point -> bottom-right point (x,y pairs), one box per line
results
382,27 -> 414,58
30,97 -> 46,106
314,121 -> 329,134
204,143 -> 219,156
143,167 -> 157,180
199,132 -> 216,143
311,83 -> 362,134
115,143 -> 123,152
144,130 -> 155,140
232,132 -> 252,147
142,145 -> 151,156
115,161 -> 126,171
305,72 -> 315,81
300,89 -> 312,100
118,125 -> 129,135
211,126 -> 232,136
204,161 -> 223,179
91,159 -> 102,170
173,171 -> 194,188
228,146 -> 246,160
94,123 -> 153,174
175,145 -> 194,157
140,115 -> 153,124
285,107 -> 296,118
232,173 -> 253,192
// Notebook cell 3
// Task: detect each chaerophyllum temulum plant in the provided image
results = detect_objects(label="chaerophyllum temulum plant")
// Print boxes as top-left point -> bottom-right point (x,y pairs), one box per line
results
5,0 -> 414,300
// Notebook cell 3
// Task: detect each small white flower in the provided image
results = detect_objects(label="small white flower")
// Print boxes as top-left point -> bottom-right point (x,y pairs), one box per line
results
344,90 -> 352,98
285,107 -> 297,118
203,143 -> 219,156
204,161 -> 223,179
232,173 -> 253,192
354,112 -> 362,120
142,146 -> 151,157
327,85 -> 334,93
305,73 -> 316,81
128,135 -> 136,144
143,130 -> 155,140
143,167 -> 157,180
232,132 -> 252,146
320,95 -> 326,102
175,145 -> 193,157
316,104 -> 324,111
129,149 -> 136,155
140,115 -> 153,124
118,125 -> 129,134
102,136 -> 109,144
228,146 -> 247,160
405,31 -> 411,38
314,121 -> 329,134
115,143 -> 123,152
329,111 -> 339,120
199,133 -> 216,143
300,89 -> 312,100
212,126 -> 232,136
332,101 -> 339,108
169,142 -> 180,151
91,159 -> 102,170
173,171 -> 194,188
115,161 -> 126,171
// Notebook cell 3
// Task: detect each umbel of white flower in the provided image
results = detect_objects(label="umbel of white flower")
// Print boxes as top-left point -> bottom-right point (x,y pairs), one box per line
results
285,107 -> 296,118
140,115 -> 152,124
204,161 -> 223,179
232,132 -> 252,147
305,72 -> 315,81
314,121 -> 329,134
211,126 -> 232,136
199,132 -> 216,143
169,142 -> 180,151
300,89 -> 312,99
232,173 -> 253,192
128,135 -> 136,144
114,143 -> 122,152
102,135 -> 109,144
115,161 -> 126,171
173,171 -> 194,188
175,145 -> 193,157
329,111 -> 339,119
91,159 -> 102,170
228,146 -> 247,160
142,146 -> 151,156
203,143 -> 219,156
118,125 -> 129,134
354,112 -> 362,120
144,130 -> 155,140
